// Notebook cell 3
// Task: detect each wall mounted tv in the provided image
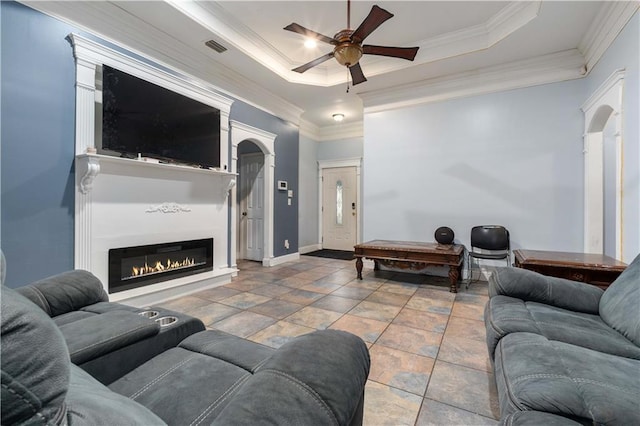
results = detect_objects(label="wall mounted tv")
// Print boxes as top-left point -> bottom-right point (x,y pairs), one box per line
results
101,65 -> 221,168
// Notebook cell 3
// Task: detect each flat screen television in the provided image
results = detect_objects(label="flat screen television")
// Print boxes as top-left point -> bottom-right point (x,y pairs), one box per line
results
101,65 -> 221,168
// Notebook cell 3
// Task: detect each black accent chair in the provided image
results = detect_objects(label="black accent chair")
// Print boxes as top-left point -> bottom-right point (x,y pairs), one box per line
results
467,225 -> 510,283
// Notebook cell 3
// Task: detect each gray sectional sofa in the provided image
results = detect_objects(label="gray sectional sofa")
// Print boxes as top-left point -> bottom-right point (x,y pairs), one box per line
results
484,253 -> 640,425
1,271 -> 370,425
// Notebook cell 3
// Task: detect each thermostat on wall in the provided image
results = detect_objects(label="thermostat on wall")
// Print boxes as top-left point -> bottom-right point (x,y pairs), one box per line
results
278,181 -> 288,191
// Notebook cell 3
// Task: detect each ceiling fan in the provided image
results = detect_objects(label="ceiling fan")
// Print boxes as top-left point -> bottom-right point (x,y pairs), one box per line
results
284,0 -> 419,86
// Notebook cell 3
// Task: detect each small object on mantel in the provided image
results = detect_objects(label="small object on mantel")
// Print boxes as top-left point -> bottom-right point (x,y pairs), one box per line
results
86,147 -> 97,154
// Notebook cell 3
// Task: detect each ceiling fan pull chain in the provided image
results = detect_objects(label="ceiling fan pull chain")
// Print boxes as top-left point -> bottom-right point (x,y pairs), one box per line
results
346,67 -> 350,93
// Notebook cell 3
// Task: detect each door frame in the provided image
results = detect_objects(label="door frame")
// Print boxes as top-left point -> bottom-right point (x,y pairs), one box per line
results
318,158 -> 362,249
239,152 -> 265,261
580,69 -> 624,259
230,121 -> 276,268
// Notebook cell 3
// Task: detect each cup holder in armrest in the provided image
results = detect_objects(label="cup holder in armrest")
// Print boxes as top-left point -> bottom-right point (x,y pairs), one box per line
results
155,316 -> 178,327
138,310 -> 159,319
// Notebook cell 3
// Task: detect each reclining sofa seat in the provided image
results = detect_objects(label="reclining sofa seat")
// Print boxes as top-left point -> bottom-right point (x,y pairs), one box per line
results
14,270 -> 205,384
484,253 -> 640,425
1,287 -> 371,425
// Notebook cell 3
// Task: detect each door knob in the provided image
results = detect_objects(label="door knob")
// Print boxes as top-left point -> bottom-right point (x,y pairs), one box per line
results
242,212 -> 247,216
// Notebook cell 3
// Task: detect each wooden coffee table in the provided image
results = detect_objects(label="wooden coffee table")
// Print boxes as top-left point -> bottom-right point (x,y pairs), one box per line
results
354,240 -> 464,293
513,249 -> 627,289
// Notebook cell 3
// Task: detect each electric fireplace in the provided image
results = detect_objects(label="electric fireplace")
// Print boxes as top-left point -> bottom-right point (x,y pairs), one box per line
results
108,238 -> 213,293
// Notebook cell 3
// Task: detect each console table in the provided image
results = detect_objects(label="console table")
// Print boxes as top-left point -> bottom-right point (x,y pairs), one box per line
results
354,240 -> 464,293
513,249 -> 627,289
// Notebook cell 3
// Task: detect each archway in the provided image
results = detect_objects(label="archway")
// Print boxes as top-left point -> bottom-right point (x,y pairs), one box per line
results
230,121 -> 276,268
581,70 -> 624,259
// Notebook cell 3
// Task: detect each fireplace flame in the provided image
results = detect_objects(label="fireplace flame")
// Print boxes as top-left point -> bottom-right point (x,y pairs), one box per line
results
130,257 -> 196,278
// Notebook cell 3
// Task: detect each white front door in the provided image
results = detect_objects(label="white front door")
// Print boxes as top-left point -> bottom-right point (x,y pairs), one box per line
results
322,166 -> 357,251
239,153 -> 264,261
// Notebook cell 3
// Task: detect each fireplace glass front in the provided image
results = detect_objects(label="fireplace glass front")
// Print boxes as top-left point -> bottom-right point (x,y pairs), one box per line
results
109,238 -> 213,293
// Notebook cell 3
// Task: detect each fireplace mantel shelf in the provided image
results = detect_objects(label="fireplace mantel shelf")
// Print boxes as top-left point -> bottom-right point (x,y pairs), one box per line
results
76,153 -> 237,195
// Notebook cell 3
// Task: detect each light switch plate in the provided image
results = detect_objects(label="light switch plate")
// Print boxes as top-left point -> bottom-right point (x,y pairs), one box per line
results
287,190 -> 293,198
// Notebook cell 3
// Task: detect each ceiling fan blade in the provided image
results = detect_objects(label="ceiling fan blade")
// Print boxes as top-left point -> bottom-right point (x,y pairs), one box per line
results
283,23 -> 337,45
292,52 -> 335,73
349,62 -> 367,85
350,5 -> 394,43
363,45 -> 419,61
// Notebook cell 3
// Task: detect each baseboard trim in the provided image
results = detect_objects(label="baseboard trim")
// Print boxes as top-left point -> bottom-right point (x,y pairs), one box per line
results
263,252 -> 300,266
299,244 -> 321,254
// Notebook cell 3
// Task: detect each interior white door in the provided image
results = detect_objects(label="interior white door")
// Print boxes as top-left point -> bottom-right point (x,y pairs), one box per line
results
322,166 -> 357,251
239,153 -> 264,261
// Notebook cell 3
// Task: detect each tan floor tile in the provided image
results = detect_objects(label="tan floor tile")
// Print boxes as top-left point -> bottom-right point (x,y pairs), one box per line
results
378,282 -> 420,296
300,280 -> 343,294
331,286 -> 375,300
363,381 -> 422,426
276,276 -> 315,289
311,295 -> 361,313
248,299 -> 304,319
158,296 -> 212,313
393,308 -> 449,333
416,398 -> 498,425
369,344 -> 434,396
224,279 -> 267,292
218,292 -> 271,309
445,316 -> 486,342
451,300 -> 487,321
377,324 -> 443,358
278,289 -> 325,305
248,283 -> 293,298
211,311 -> 277,338
405,295 -> 453,315
185,302 -> 241,326
425,361 -> 500,419
329,314 -> 389,343
348,280 -> 384,291
349,300 -> 402,322
366,290 -> 410,306
438,334 -> 492,373
414,287 -> 457,301
192,286 -> 242,302
285,306 -> 343,329
248,321 -> 316,349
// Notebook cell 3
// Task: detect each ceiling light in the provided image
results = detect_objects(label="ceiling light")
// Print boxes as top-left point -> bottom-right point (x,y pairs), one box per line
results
304,39 -> 317,49
332,113 -> 345,122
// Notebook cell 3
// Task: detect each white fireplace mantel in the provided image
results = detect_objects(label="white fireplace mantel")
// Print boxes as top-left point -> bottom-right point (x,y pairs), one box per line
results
70,34 -> 237,306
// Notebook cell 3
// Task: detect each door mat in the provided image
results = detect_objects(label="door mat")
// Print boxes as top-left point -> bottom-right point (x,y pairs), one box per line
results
304,249 -> 355,261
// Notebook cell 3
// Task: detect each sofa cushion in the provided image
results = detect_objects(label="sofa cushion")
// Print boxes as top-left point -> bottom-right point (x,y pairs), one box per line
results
500,411 -> 584,426
109,345 -> 256,424
1,288 -> 69,425
599,253 -> 640,346
59,310 -> 161,364
494,332 -> 640,425
15,270 -> 108,317
485,295 -> 640,359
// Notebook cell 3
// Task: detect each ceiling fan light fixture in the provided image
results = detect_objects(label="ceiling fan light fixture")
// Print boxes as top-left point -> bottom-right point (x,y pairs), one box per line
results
332,113 -> 345,122
333,42 -> 363,67
304,39 -> 317,49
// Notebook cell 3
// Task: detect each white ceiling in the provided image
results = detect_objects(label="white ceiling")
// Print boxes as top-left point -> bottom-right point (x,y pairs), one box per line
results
21,1 -> 637,136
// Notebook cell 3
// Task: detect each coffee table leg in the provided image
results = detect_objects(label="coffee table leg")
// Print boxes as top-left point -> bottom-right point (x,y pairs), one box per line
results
356,257 -> 363,280
448,265 -> 459,293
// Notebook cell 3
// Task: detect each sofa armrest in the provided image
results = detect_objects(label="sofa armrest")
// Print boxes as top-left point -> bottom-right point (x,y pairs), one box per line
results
60,310 -> 160,364
212,330 -> 370,426
489,267 -> 603,314
15,270 -> 108,317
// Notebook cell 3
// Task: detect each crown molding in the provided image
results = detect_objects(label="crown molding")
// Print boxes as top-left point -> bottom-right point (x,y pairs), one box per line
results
579,2 -> 639,72
361,49 -> 586,114
20,1 -> 304,125
299,119 -> 363,142
166,1 -> 540,88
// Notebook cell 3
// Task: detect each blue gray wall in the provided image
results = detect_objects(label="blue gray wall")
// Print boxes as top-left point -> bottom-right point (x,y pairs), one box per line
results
228,102 -> 300,257
1,2 -> 77,288
1,2 -> 299,286
363,79 -> 586,254
298,134 -> 319,250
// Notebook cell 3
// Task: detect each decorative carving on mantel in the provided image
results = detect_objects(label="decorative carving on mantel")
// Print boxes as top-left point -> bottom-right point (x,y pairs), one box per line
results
224,178 -> 237,199
146,203 -> 192,214
80,157 -> 101,194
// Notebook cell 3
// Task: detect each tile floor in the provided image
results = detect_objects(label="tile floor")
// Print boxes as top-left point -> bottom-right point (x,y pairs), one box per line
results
158,256 -> 500,426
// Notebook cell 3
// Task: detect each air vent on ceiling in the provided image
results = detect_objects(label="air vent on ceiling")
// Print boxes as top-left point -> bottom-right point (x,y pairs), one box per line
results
205,39 -> 227,53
